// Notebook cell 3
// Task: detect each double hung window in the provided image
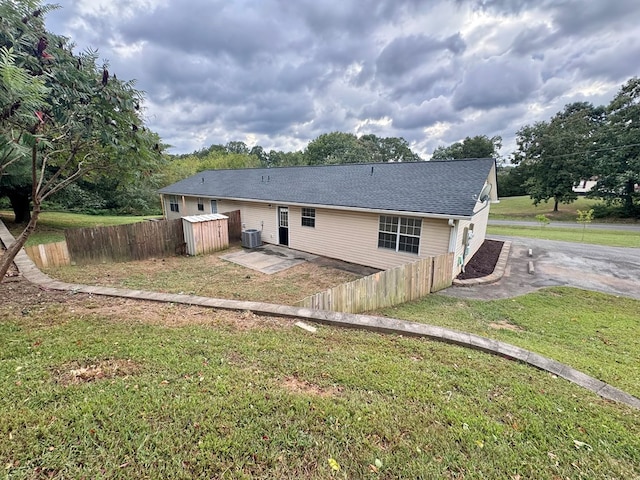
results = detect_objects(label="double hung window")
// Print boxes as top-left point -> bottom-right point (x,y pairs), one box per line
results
378,216 -> 421,254
301,208 -> 316,227
169,196 -> 179,213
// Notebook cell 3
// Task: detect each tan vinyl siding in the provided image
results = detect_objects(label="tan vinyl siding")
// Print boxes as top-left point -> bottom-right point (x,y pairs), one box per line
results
287,207 -> 450,270
163,196 -> 238,220
164,197 -> 460,270
233,201 -> 278,243
453,181 -> 492,275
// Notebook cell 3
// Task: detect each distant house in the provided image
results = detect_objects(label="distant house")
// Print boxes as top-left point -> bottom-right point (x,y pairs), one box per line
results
573,178 -> 597,195
158,158 -> 498,276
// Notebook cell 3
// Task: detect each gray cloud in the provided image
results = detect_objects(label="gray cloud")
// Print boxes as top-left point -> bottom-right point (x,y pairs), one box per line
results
453,56 -> 542,111
376,33 -> 466,78
393,97 -> 457,130
45,0 -> 640,157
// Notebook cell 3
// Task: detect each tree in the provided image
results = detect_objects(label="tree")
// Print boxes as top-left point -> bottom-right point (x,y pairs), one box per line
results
304,132 -> 369,165
359,134 -> 421,162
249,145 -> 269,166
513,103 -> 604,211
225,141 -> 249,155
305,132 -> 421,165
576,208 -> 594,241
431,135 -> 502,160
267,149 -> 306,167
591,78 -> 640,216
496,164 -> 527,197
0,1 -> 161,281
0,45 -> 47,178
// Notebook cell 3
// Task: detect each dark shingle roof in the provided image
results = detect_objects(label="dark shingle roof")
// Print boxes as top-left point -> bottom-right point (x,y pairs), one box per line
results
158,158 -> 496,218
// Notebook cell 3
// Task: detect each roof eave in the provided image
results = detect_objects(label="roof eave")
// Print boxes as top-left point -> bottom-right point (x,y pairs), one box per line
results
160,193 -> 473,220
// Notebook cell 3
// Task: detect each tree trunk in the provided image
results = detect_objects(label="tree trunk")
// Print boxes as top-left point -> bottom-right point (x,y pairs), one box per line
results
8,188 -> 31,223
553,198 -> 559,212
623,179 -> 634,216
0,200 -> 40,282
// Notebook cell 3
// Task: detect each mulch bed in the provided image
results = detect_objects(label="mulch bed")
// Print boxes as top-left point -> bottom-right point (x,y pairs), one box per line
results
456,239 -> 504,280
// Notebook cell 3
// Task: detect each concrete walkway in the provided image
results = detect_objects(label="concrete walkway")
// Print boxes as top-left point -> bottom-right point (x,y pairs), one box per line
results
1,222 -> 638,410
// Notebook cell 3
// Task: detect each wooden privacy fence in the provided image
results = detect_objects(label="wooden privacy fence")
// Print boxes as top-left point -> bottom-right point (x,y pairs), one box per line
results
297,253 -> 454,314
65,219 -> 184,265
24,241 -> 70,269
222,210 -> 241,241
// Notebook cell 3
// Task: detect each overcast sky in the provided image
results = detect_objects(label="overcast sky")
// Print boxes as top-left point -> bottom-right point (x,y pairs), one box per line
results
46,0 -> 640,158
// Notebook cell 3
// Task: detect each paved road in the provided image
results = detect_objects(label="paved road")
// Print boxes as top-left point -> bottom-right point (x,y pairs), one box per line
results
443,236 -> 640,300
489,219 -> 640,231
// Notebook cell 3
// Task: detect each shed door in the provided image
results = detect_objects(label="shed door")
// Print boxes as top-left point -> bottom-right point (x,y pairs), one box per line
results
278,207 -> 289,246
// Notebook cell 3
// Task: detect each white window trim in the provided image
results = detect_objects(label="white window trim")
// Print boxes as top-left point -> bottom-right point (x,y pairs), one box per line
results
378,215 -> 421,254
169,195 -> 179,213
301,208 -> 316,228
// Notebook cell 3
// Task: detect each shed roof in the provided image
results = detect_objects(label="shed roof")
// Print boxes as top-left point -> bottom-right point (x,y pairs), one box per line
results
159,158 -> 496,218
181,213 -> 229,223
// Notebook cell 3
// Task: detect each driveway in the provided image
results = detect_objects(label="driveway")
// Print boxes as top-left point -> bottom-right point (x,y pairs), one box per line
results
442,236 -> 640,300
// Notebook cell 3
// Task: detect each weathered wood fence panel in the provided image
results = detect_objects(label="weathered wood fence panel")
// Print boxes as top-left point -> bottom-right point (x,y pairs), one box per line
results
65,219 -> 184,265
431,252 -> 455,292
222,210 -> 241,241
297,253 -> 455,314
24,241 -> 70,268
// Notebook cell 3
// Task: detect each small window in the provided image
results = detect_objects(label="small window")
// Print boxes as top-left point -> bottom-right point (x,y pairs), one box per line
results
197,198 -> 204,211
301,208 -> 315,227
211,200 -> 218,214
169,195 -> 179,213
378,215 -> 421,254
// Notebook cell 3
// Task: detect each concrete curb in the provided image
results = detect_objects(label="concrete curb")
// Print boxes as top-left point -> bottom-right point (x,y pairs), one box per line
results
453,240 -> 511,286
2,222 -> 638,410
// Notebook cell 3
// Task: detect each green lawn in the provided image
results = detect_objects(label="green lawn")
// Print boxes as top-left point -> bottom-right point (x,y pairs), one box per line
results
487,225 -> 640,248
0,210 -> 161,246
491,196 -> 612,222
1,286 -> 639,479
378,287 -> 640,398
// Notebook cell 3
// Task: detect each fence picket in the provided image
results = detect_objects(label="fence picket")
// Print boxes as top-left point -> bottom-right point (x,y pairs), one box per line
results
296,253 -> 452,314
65,219 -> 185,265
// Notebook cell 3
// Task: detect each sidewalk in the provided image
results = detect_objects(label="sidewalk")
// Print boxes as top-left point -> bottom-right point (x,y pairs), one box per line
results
1,220 -> 638,410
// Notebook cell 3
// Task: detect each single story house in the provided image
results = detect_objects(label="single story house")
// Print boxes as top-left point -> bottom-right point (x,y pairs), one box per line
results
158,158 -> 498,275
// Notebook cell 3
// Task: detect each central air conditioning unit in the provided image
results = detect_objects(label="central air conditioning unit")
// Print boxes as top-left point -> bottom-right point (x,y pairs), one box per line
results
241,229 -> 261,248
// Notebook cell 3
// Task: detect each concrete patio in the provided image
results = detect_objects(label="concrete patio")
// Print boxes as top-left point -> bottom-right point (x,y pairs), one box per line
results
220,244 -> 318,274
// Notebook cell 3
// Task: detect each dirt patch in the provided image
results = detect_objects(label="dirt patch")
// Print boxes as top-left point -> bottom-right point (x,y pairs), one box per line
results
0,277 -> 293,331
281,376 -> 343,398
488,320 -> 524,332
309,256 -> 381,276
53,358 -> 142,386
457,240 -> 504,280
44,247 -> 361,306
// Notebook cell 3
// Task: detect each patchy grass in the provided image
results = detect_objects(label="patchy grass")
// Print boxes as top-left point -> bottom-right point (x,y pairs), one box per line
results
491,196 -> 611,222
378,287 -> 640,398
45,246 -> 360,305
0,210 -> 160,246
1,280 -> 639,479
486,225 -> 640,248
